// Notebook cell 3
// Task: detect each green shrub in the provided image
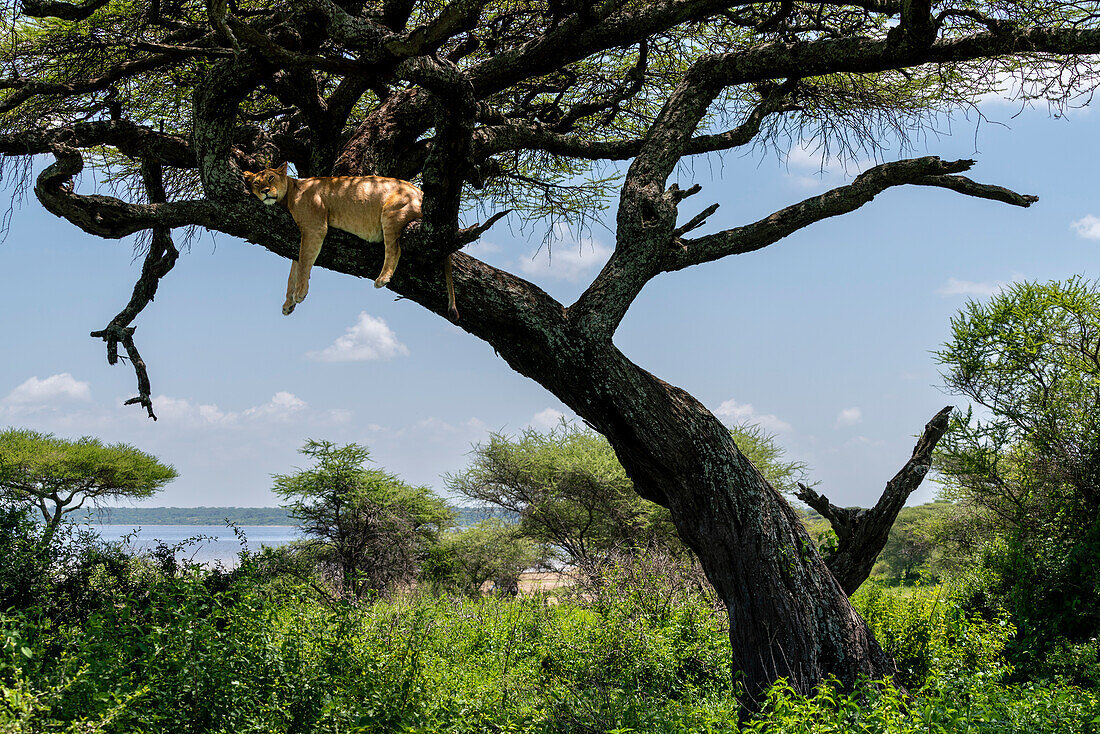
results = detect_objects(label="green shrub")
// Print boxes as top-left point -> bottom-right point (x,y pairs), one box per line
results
951,529 -> 1100,685
852,583 -> 1014,688
1,538 -> 1097,734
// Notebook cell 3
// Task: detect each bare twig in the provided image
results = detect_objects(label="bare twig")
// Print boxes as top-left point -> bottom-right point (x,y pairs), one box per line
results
89,160 -> 180,420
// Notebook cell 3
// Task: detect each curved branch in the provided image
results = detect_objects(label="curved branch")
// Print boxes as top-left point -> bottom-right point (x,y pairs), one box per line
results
0,53 -> 192,113
34,146 -> 215,238
666,157 -> 1037,272
387,0 -> 489,57
473,80 -> 796,162
567,57 -> 767,336
399,57 -> 477,251
89,160 -> 180,420
704,25 -> 1100,89
797,406 -> 952,594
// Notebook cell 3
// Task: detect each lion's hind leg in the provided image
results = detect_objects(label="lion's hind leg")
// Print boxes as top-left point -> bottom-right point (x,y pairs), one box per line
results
377,194 -> 415,288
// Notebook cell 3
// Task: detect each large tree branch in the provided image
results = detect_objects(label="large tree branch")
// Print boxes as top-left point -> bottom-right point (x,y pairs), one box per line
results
467,0 -> 752,97
0,52 -> 197,113
568,61 -> 778,336
33,146 -> 215,238
797,406 -> 952,595
192,52 -> 270,199
387,0 -> 489,57
473,79 -> 797,161
666,157 -> 1037,272
213,192 -> 563,365
397,57 -> 477,258
21,0 -> 109,20
702,25 -> 1100,89
0,120 -> 195,168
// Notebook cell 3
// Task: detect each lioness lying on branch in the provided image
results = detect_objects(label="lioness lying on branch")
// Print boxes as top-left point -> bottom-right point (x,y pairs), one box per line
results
243,164 -> 458,320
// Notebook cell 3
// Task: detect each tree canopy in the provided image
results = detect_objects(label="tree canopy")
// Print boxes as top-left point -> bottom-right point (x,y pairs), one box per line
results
936,278 -> 1100,539
448,420 -> 808,568
272,439 -> 453,597
933,278 -> 1100,679
0,427 -> 178,535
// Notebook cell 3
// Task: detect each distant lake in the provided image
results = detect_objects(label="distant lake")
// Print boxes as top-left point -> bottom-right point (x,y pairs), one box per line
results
85,525 -> 299,565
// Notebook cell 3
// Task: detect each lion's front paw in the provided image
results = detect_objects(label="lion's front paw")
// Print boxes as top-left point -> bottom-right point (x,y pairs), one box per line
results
293,280 -> 310,303
282,298 -> 296,316
374,275 -> 390,289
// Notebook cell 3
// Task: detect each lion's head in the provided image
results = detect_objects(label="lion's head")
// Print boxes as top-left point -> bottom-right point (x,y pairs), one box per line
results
242,163 -> 289,206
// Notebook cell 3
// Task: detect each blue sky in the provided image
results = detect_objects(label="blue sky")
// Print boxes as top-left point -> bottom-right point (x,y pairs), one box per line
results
0,94 -> 1096,509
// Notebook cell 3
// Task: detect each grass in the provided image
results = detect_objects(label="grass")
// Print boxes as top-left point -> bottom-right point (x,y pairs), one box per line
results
2,560 -> 1100,733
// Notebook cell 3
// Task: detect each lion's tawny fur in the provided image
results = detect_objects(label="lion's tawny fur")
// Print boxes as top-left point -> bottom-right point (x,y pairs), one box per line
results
243,163 -> 458,320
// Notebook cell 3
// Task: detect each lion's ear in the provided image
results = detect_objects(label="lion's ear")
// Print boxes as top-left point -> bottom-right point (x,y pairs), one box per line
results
275,162 -> 288,175
242,170 -> 255,182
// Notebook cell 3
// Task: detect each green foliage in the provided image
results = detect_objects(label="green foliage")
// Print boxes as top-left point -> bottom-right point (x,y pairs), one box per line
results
0,428 -> 177,534
0,505 -> 156,626
871,501 -> 958,582
272,440 -> 453,597
935,278 -> 1100,681
951,528 -> 1100,686
423,520 -> 543,597
852,583 -> 1014,689
0,504 -> 1084,733
935,277 -> 1100,538
448,422 -> 641,569
745,675 -> 1100,734
2,560 -> 1097,733
448,421 -> 807,570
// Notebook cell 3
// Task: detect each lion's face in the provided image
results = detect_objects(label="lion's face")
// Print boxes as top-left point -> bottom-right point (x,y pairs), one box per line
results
243,164 -> 289,205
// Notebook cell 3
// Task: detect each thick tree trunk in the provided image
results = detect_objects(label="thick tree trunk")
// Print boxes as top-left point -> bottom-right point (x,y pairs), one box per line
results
584,352 -> 894,702
477,329 -> 897,702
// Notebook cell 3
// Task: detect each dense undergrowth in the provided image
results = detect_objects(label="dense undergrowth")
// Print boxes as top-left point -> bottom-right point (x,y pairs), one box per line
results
1,537 -> 1099,734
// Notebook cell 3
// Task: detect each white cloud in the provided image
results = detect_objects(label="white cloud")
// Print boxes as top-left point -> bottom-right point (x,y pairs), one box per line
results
307,312 -> 409,362
327,408 -> 353,425
784,143 -> 874,188
936,277 -> 1006,298
198,404 -> 228,423
151,395 -> 197,421
150,391 -> 305,425
243,391 -> 307,421
394,415 -> 490,442
529,407 -> 567,430
836,407 -> 863,427
1071,215 -> 1100,240
715,398 -> 791,433
517,229 -> 612,283
4,373 -> 91,405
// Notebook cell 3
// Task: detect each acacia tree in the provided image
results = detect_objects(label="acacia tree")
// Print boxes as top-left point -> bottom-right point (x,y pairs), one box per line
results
0,428 -> 177,539
273,440 -> 453,597
2,0 -> 1096,700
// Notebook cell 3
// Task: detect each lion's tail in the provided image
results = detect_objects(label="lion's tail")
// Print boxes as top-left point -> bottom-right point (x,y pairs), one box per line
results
445,255 -> 459,322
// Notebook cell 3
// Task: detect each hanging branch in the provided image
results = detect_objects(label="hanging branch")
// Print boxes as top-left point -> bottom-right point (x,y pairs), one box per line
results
89,160 -> 180,420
